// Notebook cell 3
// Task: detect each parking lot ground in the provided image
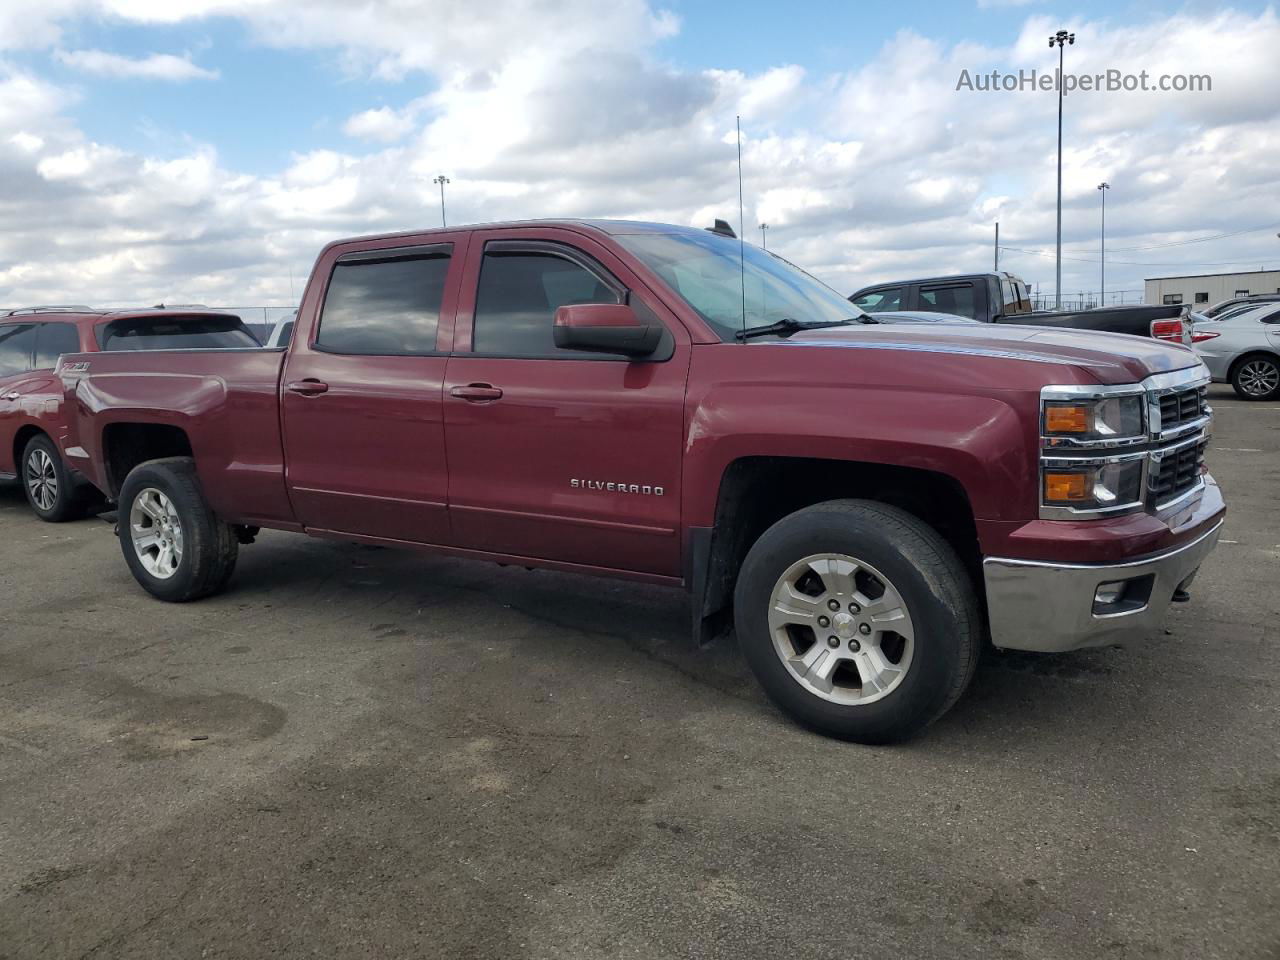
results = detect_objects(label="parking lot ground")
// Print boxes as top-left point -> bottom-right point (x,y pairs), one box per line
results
0,384 -> 1277,960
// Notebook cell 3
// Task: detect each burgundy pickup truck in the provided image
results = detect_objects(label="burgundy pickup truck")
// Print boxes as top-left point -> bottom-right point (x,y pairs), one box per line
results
55,220 -> 1225,742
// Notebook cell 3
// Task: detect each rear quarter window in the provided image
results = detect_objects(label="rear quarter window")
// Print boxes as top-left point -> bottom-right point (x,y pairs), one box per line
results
0,323 -> 36,377
34,322 -> 82,369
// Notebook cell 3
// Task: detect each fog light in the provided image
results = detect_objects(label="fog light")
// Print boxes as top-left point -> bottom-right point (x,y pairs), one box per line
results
1090,574 -> 1155,616
1094,581 -> 1126,605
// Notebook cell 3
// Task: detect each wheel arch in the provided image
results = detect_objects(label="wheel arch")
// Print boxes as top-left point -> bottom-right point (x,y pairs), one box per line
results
1227,349 -> 1280,380
101,422 -> 194,498
688,455 -> 983,645
12,424 -> 49,473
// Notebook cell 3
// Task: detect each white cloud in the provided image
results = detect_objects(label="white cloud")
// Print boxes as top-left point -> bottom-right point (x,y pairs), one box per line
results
56,49 -> 219,80
0,3 -> 1279,309
343,106 -> 417,143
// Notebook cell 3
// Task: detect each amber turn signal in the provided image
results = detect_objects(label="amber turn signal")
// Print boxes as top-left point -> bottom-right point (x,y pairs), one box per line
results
1044,404 -> 1090,433
1044,471 -> 1089,502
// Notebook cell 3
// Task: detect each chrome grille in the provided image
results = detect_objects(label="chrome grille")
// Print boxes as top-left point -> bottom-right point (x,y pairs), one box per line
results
1148,438 -> 1207,505
1158,385 -> 1207,431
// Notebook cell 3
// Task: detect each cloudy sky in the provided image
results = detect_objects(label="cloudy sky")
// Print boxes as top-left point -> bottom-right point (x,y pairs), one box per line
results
1,0 -> 1279,310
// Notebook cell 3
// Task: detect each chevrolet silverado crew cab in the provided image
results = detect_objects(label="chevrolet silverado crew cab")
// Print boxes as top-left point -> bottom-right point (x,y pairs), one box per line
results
55,221 -> 1225,743
1,307 -> 258,520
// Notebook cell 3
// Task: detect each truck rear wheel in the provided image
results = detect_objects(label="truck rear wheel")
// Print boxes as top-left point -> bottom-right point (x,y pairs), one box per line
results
734,499 -> 980,744
117,457 -> 238,602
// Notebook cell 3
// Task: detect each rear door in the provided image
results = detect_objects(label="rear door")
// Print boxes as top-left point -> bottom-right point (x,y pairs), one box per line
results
442,228 -> 689,577
280,236 -> 467,543
917,281 -> 981,319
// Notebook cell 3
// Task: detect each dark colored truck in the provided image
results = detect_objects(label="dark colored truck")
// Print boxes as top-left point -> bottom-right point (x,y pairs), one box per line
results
1,307 -> 258,520
850,271 -> 1191,342
54,221 -> 1225,743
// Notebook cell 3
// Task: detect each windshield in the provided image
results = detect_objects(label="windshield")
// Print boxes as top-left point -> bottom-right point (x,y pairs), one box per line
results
617,231 -> 865,341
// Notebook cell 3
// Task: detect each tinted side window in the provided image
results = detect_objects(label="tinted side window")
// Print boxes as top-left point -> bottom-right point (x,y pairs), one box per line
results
34,322 -> 81,369
920,283 -> 978,319
0,323 -> 36,377
317,251 -> 451,355
851,287 -> 903,312
472,251 -> 622,357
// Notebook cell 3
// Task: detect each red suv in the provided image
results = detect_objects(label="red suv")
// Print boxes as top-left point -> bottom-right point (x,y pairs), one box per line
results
1,307 -> 258,520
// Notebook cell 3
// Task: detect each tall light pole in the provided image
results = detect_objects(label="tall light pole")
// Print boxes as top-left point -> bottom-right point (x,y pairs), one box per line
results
432,175 -> 450,227
1097,182 -> 1109,305
758,223 -> 769,249
1050,29 -> 1075,310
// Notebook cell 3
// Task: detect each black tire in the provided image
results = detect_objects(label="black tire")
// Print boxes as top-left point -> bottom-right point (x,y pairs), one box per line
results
21,434 -> 87,523
1229,353 -> 1280,401
117,457 -> 238,602
734,499 -> 980,744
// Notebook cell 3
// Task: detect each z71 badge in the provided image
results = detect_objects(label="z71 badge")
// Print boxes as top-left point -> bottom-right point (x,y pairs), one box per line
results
571,479 -> 665,496
61,361 -> 91,372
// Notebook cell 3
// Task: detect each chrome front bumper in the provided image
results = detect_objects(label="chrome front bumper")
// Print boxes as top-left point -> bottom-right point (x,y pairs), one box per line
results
983,519 -> 1224,653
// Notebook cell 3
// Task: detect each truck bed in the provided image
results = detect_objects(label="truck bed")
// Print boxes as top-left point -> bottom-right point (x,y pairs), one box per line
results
60,347 -> 296,527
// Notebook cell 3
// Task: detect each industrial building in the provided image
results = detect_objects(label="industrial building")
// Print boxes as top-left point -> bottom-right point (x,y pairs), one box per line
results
1145,269 -> 1280,308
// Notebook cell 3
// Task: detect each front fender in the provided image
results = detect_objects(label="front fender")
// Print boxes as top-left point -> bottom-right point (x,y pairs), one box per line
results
682,382 -> 1037,528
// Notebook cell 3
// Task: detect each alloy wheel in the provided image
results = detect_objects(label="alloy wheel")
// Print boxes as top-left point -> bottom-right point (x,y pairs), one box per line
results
25,448 -> 57,512
1238,359 -> 1280,398
130,487 -> 185,579
767,553 -> 915,705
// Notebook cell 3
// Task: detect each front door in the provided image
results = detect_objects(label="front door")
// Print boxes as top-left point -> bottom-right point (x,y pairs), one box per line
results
442,229 -> 690,577
280,237 -> 465,543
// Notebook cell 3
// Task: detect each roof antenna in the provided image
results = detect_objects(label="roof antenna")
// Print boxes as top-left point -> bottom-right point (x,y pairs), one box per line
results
736,115 -> 746,341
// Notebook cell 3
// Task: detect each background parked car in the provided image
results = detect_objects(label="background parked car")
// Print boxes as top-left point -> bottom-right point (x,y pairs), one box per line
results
1191,302 -> 1280,400
0,307 -> 259,520
265,311 -> 296,347
1200,293 -> 1280,320
849,271 -> 1189,341
865,310 -> 979,324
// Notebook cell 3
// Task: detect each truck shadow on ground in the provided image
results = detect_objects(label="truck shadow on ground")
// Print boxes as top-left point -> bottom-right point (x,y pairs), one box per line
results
225,532 -> 1220,751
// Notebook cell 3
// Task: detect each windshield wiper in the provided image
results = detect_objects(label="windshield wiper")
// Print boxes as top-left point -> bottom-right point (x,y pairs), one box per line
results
734,317 -> 860,340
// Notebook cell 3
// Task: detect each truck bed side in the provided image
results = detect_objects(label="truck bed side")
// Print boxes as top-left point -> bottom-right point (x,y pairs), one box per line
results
59,348 -> 296,527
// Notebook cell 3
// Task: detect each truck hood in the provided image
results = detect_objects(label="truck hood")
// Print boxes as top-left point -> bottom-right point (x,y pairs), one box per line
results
777,322 -> 1198,385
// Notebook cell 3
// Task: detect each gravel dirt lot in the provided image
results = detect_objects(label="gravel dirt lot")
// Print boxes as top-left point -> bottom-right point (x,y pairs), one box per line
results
1,384 -> 1277,960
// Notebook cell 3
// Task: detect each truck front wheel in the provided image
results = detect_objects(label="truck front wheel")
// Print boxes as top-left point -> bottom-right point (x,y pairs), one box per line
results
117,457 -> 238,602
734,499 -> 980,744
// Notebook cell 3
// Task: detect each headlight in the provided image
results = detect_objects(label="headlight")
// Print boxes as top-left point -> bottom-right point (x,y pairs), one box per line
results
1042,457 -> 1145,513
1043,395 -> 1144,443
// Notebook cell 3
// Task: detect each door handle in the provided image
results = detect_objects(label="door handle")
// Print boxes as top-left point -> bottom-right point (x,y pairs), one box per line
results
287,379 -> 329,396
450,383 -> 503,402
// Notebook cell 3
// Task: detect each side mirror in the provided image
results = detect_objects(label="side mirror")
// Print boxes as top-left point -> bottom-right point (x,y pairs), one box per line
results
553,303 -> 663,357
